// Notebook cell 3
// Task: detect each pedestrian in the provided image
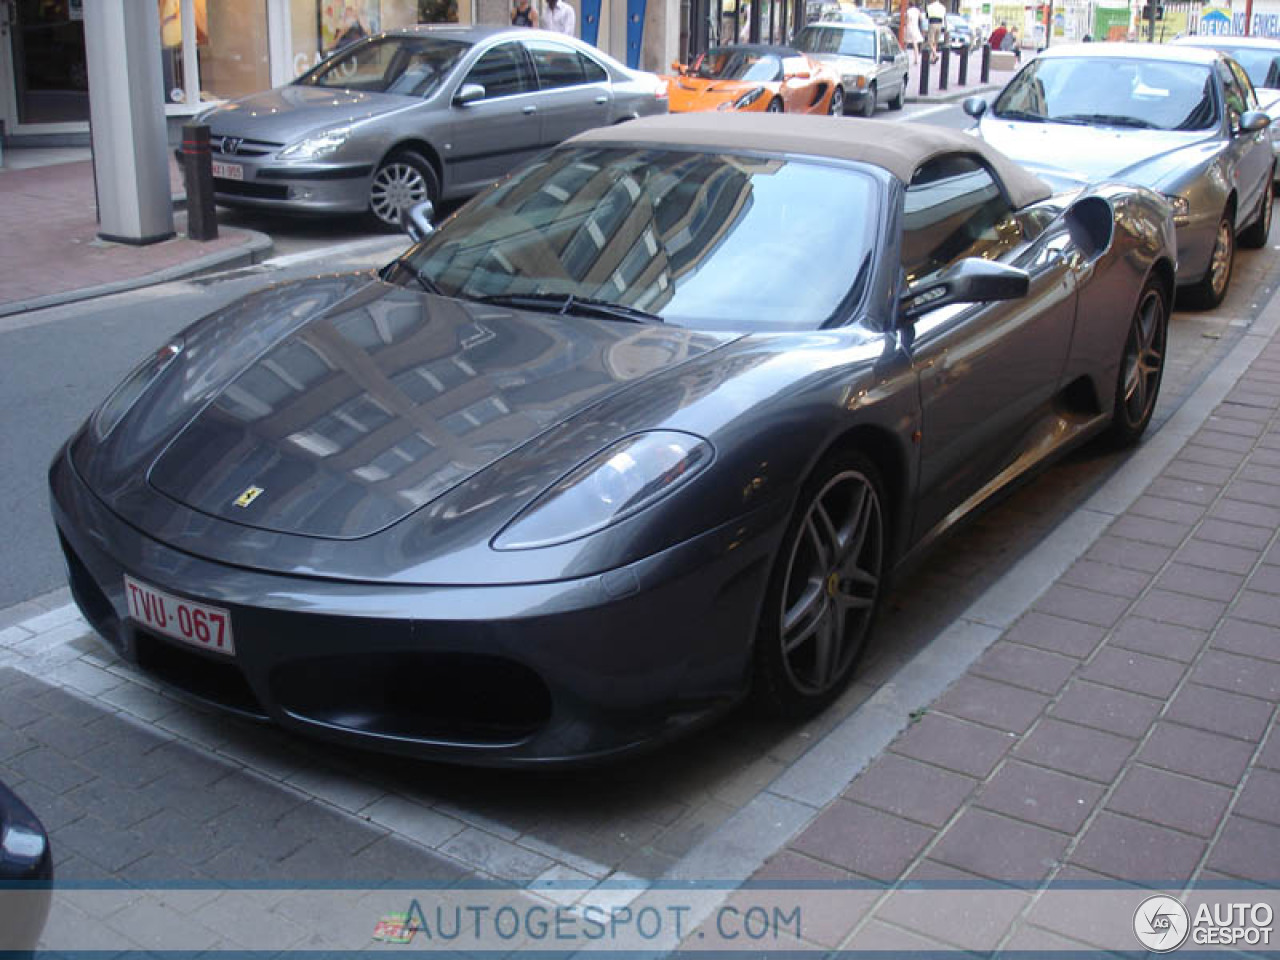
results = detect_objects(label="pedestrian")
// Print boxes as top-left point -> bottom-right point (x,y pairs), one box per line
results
512,0 -> 538,27
1001,25 -> 1020,61
542,0 -> 576,34
925,0 -> 946,62
905,2 -> 924,63
987,19 -> 1007,50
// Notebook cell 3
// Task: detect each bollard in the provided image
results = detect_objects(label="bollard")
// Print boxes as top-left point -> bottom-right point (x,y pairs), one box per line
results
980,43 -> 991,83
181,122 -> 218,242
958,44 -> 969,85
939,44 -> 950,91
919,50 -> 930,96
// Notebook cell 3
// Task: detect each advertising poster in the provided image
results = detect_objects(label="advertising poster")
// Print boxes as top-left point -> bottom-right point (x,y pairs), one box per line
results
322,0 -> 382,52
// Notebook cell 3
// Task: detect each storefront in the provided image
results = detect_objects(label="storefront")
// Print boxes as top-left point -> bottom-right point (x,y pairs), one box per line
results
1,0 -> 673,143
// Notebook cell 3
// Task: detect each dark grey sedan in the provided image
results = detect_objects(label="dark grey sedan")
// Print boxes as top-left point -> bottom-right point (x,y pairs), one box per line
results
53,115 -> 1174,765
183,25 -> 668,227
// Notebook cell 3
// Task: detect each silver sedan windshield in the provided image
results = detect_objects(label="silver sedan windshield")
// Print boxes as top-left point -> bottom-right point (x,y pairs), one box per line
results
993,58 -> 1219,131
409,146 -> 879,331
297,36 -> 470,97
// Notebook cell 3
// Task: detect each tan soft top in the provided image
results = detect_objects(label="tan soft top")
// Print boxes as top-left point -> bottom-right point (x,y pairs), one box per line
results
567,113 -> 1053,210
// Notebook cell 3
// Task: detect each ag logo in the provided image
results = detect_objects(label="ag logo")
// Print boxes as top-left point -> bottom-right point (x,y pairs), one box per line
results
1134,895 -> 1190,952
233,485 -> 264,508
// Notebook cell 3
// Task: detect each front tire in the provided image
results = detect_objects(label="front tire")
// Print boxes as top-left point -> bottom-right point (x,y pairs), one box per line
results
752,452 -> 887,718
1105,276 -> 1167,447
1240,178 -> 1273,249
369,150 -> 439,230
861,82 -> 877,117
1186,209 -> 1235,309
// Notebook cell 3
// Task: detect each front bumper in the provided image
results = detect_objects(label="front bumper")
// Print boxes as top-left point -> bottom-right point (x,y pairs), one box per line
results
175,148 -> 373,216
49,445 -> 782,766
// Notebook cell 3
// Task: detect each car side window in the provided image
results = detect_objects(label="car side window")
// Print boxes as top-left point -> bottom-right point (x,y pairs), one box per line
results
901,154 -> 1021,285
881,30 -> 901,57
527,40 -> 605,88
465,42 -> 535,99
1227,58 -> 1259,111
1217,61 -> 1247,131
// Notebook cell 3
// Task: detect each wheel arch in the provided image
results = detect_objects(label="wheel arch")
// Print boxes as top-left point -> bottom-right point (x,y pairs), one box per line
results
378,139 -> 444,193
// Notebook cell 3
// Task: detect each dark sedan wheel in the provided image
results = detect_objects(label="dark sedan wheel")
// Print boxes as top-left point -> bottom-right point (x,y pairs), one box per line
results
829,87 -> 845,116
861,82 -> 877,117
767,97 -> 784,113
1188,210 -> 1234,309
1240,178 -> 1273,249
369,150 -> 439,229
1106,276 -> 1167,447
754,453 -> 886,717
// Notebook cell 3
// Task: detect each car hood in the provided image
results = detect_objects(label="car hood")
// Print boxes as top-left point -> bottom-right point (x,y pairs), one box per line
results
204,85 -> 416,145
144,284 -> 733,540
665,75 -> 772,109
976,119 -> 1219,188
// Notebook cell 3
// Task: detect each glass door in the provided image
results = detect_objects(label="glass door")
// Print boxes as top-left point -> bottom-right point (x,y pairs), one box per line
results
6,0 -> 89,125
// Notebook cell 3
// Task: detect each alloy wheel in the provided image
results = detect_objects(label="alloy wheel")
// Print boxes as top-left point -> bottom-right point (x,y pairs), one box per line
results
370,161 -> 430,227
1119,285 -> 1166,431
778,469 -> 883,697
1209,217 -> 1233,299
829,87 -> 844,116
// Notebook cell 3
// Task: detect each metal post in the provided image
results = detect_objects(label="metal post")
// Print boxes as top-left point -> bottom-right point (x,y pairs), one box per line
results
939,43 -> 949,90
958,43 -> 968,85
182,123 -> 218,242
919,50 -> 929,95
980,42 -> 990,82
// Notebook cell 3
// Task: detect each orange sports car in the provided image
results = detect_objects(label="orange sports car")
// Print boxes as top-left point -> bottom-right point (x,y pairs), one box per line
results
664,44 -> 845,115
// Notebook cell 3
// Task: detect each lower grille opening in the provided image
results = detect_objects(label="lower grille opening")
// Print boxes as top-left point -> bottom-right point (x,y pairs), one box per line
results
272,652 -> 552,745
134,630 -> 267,719
214,178 -> 288,200
57,532 -> 116,636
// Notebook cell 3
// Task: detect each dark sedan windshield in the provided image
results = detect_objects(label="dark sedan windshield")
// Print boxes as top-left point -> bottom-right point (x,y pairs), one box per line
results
407,146 -> 879,331
695,49 -> 784,81
793,25 -> 876,58
298,36 -> 470,97
993,57 -> 1219,130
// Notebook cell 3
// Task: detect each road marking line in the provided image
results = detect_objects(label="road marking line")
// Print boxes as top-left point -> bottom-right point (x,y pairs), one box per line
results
261,236 -> 404,269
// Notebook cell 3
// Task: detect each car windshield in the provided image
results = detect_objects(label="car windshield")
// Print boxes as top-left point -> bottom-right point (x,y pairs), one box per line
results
297,36 -> 470,96
993,57 -> 1219,131
793,25 -> 876,58
1214,46 -> 1280,89
695,49 -> 784,81
406,146 -> 879,332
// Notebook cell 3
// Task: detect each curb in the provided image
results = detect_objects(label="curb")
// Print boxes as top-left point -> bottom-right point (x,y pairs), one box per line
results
905,81 -> 1001,105
0,227 -> 273,320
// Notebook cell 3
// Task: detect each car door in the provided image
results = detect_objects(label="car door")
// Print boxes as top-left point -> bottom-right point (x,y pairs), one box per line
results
447,41 -> 542,195
1223,58 -> 1274,210
903,155 -> 1079,541
524,39 -> 613,147
877,28 -> 907,100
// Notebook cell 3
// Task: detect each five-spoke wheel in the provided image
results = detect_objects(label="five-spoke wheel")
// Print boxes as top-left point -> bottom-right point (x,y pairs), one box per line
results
1107,276 -> 1167,446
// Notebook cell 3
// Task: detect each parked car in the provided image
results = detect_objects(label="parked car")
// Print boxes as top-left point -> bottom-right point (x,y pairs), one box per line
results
52,113 -> 1175,766
180,25 -> 668,227
0,781 -> 52,953
967,43 -> 1274,308
664,44 -> 844,114
1174,35 -> 1280,179
945,14 -> 978,49
791,21 -> 909,115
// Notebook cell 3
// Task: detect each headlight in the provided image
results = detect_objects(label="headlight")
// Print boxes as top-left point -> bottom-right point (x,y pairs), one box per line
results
278,126 -> 352,160
1162,193 -> 1190,225
92,339 -> 184,441
493,431 -> 714,550
722,87 -> 767,110
842,73 -> 868,89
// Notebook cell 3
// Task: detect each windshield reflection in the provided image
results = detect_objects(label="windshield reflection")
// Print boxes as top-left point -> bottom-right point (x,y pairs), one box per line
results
408,146 -> 878,332
298,36 -> 469,97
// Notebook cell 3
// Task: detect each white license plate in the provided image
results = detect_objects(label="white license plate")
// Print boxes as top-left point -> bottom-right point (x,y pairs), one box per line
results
211,160 -> 244,181
124,575 -> 235,656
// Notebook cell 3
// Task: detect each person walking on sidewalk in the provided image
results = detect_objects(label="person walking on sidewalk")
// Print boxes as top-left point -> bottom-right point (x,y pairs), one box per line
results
905,2 -> 925,63
512,0 -> 539,27
542,0 -> 576,35
925,0 -> 946,62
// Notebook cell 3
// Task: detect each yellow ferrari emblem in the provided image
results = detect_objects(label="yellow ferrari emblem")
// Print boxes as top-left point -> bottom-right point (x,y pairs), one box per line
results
233,485 -> 264,508
826,572 -> 840,598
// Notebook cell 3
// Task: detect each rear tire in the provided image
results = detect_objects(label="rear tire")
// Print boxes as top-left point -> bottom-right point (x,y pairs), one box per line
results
1185,209 -> 1234,310
752,451 -> 887,719
1240,178 -> 1273,249
828,87 -> 845,116
1105,275 -> 1167,447
861,82 -> 877,117
766,97 -> 784,113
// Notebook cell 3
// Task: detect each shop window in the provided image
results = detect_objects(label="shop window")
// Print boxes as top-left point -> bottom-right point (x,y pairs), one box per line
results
159,0 -> 270,105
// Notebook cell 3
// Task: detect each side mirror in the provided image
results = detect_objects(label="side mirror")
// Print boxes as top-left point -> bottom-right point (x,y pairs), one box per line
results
962,96 -> 988,119
401,199 -> 435,243
453,82 -> 486,106
1240,109 -> 1271,133
899,257 -> 1030,322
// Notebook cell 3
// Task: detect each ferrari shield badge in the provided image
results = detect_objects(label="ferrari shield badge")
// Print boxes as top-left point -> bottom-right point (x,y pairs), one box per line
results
233,485 -> 264,508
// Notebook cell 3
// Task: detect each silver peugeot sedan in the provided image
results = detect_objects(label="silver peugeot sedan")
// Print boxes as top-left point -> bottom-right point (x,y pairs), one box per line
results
790,20 -> 909,116
967,43 -> 1274,308
184,25 -> 669,227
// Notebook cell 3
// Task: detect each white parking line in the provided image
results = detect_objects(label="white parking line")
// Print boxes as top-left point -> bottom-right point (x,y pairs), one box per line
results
260,236 -> 405,269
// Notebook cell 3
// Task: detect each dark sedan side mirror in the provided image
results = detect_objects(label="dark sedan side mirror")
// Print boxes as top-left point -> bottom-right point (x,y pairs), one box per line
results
899,257 -> 1030,322
453,83 -> 486,106
962,96 -> 987,119
1240,109 -> 1271,133
401,200 -> 435,243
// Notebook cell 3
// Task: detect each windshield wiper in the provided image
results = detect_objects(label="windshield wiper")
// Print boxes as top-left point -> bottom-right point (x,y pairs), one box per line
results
993,108 -> 1047,122
1054,113 -> 1159,129
475,293 -> 663,324
380,256 -> 443,295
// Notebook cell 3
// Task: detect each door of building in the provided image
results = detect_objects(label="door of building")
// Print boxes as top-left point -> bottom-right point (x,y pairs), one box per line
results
0,0 -> 89,136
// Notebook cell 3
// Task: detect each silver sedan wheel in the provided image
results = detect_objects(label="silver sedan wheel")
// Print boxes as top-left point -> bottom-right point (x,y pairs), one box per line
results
1208,216 -> 1234,300
370,160 -> 430,227
778,469 -> 883,697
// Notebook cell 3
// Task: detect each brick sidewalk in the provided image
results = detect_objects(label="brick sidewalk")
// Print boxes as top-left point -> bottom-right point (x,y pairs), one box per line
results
745,321 -> 1280,948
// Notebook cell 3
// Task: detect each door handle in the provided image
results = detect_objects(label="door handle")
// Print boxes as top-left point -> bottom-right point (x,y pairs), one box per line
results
522,105 -> 537,115
595,95 -> 608,104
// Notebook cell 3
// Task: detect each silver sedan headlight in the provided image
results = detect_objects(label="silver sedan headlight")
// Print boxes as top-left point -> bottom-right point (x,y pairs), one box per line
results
842,73 -> 868,90
278,126 -> 353,161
